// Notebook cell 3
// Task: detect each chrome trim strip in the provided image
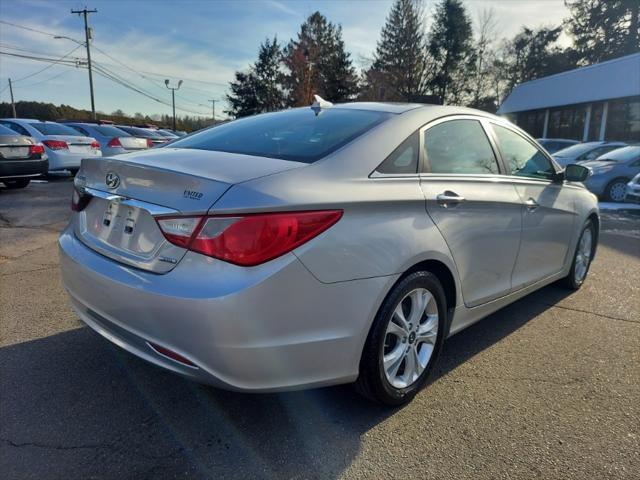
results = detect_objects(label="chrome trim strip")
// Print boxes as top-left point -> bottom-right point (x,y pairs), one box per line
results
83,186 -> 178,216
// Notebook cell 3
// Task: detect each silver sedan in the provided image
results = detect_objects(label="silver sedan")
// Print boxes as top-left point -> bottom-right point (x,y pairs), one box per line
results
59,102 -> 599,405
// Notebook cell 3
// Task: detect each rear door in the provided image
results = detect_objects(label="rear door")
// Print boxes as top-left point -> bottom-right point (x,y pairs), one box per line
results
489,122 -> 576,289
419,116 -> 523,307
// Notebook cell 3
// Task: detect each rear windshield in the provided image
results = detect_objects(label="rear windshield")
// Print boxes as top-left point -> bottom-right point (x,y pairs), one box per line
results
119,126 -> 162,138
0,125 -> 17,135
94,125 -> 130,137
29,122 -> 81,136
169,108 -> 392,163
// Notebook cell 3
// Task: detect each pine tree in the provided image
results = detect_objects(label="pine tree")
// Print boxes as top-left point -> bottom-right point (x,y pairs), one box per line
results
283,12 -> 358,106
226,37 -> 285,118
363,0 -> 427,101
427,0 -> 475,104
564,0 -> 640,65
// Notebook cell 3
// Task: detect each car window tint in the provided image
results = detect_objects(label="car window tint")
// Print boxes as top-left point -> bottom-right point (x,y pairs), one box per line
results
423,119 -> 498,174
170,108 -> 392,163
95,126 -> 130,137
493,124 -> 555,180
29,122 -> 81,136
376,132 -> 419,174
0,125 -> 18,135
1,121 -> 30,136
70,126 -> 90,136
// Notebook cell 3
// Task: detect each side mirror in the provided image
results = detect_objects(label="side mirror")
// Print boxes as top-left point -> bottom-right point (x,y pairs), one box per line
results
564,163 -> 591,182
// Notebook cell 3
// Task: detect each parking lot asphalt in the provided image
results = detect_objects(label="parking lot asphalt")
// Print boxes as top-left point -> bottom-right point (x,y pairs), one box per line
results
1,177 -> 639,480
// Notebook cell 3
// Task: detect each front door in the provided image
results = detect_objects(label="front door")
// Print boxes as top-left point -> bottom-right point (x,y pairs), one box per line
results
420,117 -> 522,308
490,123 -> 576,289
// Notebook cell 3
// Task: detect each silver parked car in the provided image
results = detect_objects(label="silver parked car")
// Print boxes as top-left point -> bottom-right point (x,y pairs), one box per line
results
59,103 -> 599,405
625,173 -> 640,203
552,141 -> 627,167
582,146 -> 640,201
64,122 -> 150,157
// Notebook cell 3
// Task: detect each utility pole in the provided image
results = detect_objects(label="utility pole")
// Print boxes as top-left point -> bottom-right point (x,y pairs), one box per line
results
8,78 -> 16,118
208,99 -> 217,123
165,79 -> 183,130
71,7 -> 97,119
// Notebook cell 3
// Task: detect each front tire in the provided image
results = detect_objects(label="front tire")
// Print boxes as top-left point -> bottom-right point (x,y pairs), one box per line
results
561,220 -> 596,290
356,271 -> 447,405
2,179 -> 30,189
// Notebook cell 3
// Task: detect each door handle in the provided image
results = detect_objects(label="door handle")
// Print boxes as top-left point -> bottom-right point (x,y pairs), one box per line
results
525,197 -> 539,212
436,191 -> 466,206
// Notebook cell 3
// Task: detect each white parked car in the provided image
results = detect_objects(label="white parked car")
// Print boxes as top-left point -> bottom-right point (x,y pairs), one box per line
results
0,119 -> 101,174
625,173 -> 640,204
552,141 -> 627,167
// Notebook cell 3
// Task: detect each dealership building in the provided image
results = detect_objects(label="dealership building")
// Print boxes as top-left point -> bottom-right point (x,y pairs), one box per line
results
498,53 -> 640,143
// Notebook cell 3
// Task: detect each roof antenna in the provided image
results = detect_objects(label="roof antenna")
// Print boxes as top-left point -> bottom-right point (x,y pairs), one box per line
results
311,95 -> 333,116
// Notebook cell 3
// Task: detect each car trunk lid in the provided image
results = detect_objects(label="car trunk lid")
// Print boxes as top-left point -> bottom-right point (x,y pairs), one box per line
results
74,148 -> 304,273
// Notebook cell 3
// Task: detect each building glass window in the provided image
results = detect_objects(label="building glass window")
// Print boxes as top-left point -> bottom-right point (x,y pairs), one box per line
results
516,109 -> 546,138
547,104 -> 588,140
587,102 -> 604,141
605,96 -> 640,142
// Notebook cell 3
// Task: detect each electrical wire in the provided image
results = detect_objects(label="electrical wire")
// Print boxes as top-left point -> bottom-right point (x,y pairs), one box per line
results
11,45 -> 83,83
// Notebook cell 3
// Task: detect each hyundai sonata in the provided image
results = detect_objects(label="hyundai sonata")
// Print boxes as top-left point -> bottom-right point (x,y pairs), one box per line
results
59,101 -> 598,405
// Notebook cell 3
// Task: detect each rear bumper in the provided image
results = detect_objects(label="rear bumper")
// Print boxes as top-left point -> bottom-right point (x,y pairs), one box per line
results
59,223 -> 392,392
0,158 -> 48,179
47,150 -> 100,171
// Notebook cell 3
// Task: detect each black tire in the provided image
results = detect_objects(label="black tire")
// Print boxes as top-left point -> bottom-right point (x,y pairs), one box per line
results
604,177 -> 629,202
2,178 -> 30,189
68,168 -> 79,177
356,271 -> 447,406
560,219 -> 596,290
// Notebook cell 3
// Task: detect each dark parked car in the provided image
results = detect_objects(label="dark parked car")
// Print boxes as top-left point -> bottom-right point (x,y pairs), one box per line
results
536,138 -> 580,154
0,124 -> 47,189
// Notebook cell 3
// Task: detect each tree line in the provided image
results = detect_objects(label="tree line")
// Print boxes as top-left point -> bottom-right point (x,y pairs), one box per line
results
226,0 -> 640,117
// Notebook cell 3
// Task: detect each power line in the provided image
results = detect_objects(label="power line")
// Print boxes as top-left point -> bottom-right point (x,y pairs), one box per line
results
20,69 -> 72,88
11,45 -> 82,83
0,19 -> 59,38
0,50 -> 84,67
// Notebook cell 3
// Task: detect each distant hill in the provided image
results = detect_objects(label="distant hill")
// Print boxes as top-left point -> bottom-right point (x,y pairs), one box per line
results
0,101 -> 213,132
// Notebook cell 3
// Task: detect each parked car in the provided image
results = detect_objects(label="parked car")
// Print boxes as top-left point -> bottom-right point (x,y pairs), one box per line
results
116,126 -> 168,146
60,102 -> 598,406
0,124 -> 47,189
581,146 -> 640,201
536,138 -> 580,154
624,173 -> 640,203
552,141 -> 627,167
156,129 -> 180,140
0,119 -> 101,174
64,122 -> 150,156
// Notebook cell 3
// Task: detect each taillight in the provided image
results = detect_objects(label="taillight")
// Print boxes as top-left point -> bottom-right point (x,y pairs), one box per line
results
107,137 -> 122,148
29,144 -> 45,155
156,210 -> 343,266
43,140 -> 68,150
71,186 -> 91,212
90,140 -> 101,150
146,138 -> 154,148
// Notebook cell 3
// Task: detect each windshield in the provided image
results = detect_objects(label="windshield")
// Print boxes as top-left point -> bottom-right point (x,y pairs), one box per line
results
0,125 -> 18,135
29,122 -> 82,136
596,146 -> 640,162
553,143 -> 601,157
169,107 -> 392,163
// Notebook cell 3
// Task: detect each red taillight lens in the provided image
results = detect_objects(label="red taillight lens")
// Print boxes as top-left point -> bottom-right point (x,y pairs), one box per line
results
29,144 -> 45,155
146,138 -> 154,148
90,140 -> 101,149
107,137 -> 122,148
71,186 -> 91,212
157,210 -> 343,266
43,140 -> 68,150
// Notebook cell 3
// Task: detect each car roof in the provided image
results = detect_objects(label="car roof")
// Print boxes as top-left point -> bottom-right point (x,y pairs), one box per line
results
330,102 -> 432,114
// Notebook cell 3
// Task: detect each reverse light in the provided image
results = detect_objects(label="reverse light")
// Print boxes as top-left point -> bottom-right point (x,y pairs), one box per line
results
43,140 -> 69,150
156,210 -> 343,266
107,137 -> 122,148
29,144 -> 45,155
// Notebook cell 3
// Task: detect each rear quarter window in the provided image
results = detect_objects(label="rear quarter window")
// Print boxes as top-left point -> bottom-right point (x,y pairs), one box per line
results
169,108 -> 392,163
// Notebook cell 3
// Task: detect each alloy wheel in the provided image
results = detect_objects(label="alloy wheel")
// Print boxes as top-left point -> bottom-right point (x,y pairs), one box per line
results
608,182 -> 626,202
382,288 -> 439,389
574,227 -> 592,283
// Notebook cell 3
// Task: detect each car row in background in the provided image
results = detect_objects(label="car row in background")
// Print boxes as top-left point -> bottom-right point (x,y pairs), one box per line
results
537,138 -> 640,202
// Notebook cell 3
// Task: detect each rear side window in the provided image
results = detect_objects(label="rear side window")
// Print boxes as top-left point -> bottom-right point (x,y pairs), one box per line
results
423,119 -> 499,174
493,124 -> 555,180
376,132 -> 419,174
29,122 -> 81,136
170,108 -> 392,163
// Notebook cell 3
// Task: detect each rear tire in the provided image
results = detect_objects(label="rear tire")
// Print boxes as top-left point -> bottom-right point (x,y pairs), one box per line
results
2,179 -> 30,189
560,219 -> 595,290
604,178 -> 629,202
356,271 -> 447,406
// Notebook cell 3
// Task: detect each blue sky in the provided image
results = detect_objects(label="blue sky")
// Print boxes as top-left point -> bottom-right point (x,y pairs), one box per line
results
0,0 -> 569,119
